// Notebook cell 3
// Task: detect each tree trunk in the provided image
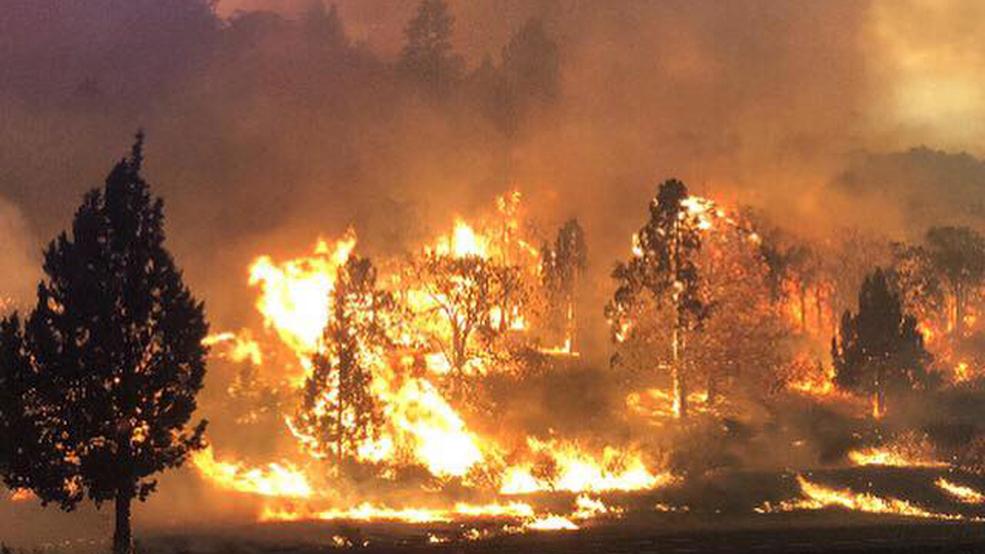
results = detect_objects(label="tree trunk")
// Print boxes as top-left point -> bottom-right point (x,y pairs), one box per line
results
706,370 -> 718,407
872,366 -> 886,419
799,283 -> 807,333
955,283 -> 965,337
337,396 -> 345,471
671,325 -> 688,419
566,299 -> 576,353
815,286 -> 823,334
113,488 -> 133,554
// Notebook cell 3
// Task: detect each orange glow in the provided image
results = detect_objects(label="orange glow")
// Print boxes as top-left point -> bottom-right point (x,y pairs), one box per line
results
760,475 -> 965,520
189,192 -> 677,530
203,330 -> 264,366
191,446 -> 313,499
9,489 -> 34,502
848,447 -> 945,468
936,478 -> 985,504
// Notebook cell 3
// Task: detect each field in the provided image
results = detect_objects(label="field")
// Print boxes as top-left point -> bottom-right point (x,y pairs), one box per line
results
8,467 -> 985,553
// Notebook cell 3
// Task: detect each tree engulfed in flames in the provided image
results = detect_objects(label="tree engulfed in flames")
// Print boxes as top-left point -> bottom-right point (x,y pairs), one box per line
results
191,192 -> 671,526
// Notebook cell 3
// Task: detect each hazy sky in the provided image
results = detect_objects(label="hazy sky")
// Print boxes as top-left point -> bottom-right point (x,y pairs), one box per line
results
1,0 -> 984,320
211,0 -> 985,155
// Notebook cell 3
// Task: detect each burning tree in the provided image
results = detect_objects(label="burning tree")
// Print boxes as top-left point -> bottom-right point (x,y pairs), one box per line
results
415,252 -> 499,392
757,228 -> 828,336
832,268 -> 932,418
607,179 -> 709,419
293,255 -> 390,467
0,134 -> 208,554
541,219 -> 588,351
923,226 -> 985,338
690,220 -> 793,403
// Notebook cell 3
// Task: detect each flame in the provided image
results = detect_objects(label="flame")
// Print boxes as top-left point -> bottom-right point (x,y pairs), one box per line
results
259,502 -> 530,524
918,322 -> 936,344
385,377 -> 485,477
760,475 -> 965,520
499,438 -> 673,494
193,193 -> 674,527
936,477 -> 985,504
572,494 -> 621,520
8,489 -> 34,502
191,446 -> 313,499
248,231 -> 357,356
260,498 -> 591,532
525,514 -> 578,531
434,219 -> 489,259
955,361 -> 971,382
847,447 -> 946,468
203,330 -> 264,366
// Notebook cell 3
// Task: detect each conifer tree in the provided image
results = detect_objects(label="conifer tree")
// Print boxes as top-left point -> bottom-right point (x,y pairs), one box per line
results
398,0 -> 461,95
542,219 -> 587,350
607,179 -> 708,419
0,134 -> 208,554
295,255 -> 389,466
832,268 -> 931,417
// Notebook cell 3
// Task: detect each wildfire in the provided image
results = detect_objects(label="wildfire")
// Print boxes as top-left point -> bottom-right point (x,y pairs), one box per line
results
248,231 -> 357,357
626,387 -> 713,420
203,330 -> 264,366
760,475 -> 964,520
259,495 -> 609,532
499,438 -> 673,495
936,477 -> 985,504
433,219 -> 489,259
188,192 -> 679,531
191,446 -> 313,499
384,377 -> 485,477
525,514 -> 579,531
955,361 -> 971,382
847,447 -> 946,468
260,502 -> 531,524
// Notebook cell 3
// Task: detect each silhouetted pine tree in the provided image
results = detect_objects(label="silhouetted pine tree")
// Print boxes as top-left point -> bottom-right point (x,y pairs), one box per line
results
832,268 -> 931,417
500,17 -> 559,135
398,0 -> 462,95
0,133 -> 208,554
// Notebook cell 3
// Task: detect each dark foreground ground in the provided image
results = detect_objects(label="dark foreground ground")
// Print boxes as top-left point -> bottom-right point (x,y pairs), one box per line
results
7,468 -> 985,553
140,518 -> 985,554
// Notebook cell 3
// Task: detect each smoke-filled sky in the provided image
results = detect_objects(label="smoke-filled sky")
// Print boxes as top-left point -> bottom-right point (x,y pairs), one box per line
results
1,0 -> 984,327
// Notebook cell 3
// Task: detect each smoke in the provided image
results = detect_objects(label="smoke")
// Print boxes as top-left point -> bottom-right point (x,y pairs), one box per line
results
0,0 -> 980,304
0,197 -> 39,309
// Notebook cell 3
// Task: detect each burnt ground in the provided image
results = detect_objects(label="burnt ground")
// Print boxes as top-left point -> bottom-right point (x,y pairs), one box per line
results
8,468 -> 985,553
135,468 -> 985,553
141,518 -> 985,554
